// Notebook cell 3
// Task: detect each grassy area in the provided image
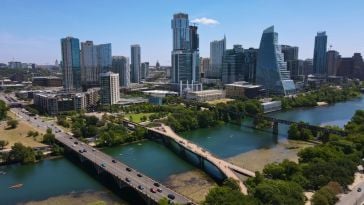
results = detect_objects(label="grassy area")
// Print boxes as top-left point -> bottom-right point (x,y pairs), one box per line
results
207,98 -> 235,105
0,111 -> 45,149
124,113 -> 155,123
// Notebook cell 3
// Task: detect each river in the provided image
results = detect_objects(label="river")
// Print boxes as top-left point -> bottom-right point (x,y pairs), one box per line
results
1,96 -> 363,204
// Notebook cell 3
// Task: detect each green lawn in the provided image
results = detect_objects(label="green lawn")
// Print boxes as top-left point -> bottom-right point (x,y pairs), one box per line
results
124,113 -> 155,123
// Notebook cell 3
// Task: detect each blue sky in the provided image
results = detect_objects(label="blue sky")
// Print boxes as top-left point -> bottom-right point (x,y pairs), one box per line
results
1,0 -> 363,65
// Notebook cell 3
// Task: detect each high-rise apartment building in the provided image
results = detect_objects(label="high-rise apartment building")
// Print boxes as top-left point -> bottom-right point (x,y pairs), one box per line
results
112,56 -> 130,87
208,36 -> 226,79
200,57 -> 210,78
221,45 -> 244,84
171,13 -> 200,84
303,59 -> 313,75
326,50 -> 340,76
96,43 -> 112,74
131,44 -> 141,83
313,32 -> 328,75
141,62 -> 149,80
61,37 -> 81,91
80,41 -> 98,86
256,26 -> 296,95
281,45 -> 300,78
100,72 -> 120,105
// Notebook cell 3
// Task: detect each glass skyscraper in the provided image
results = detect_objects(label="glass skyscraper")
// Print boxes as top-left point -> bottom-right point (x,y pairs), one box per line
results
96,43 -> 112,74
112,56 -> 130,87
131,44 -> 141,83
313,31 -> 328,75
80,41 -> 98,87
256,26 -> 296,95
221,45 -> 244,84
171,13 -> 200,84
61,37 -> 81,91
208,36 -> 226,79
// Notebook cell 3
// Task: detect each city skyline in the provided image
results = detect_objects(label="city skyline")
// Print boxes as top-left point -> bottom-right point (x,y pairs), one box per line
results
1,0 -> 364,65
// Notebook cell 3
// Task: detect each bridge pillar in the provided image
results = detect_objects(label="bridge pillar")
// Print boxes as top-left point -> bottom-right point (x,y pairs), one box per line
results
273,121 -> 279,136
199,156 -> 205,169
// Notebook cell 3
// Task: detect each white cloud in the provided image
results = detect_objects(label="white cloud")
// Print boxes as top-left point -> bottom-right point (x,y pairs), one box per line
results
191,17 -> 219,25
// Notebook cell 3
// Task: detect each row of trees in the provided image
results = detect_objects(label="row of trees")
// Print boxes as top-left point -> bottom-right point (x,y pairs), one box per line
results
0,100 -> 8,120
204,110 -> 364,204
276,85 -> 361,110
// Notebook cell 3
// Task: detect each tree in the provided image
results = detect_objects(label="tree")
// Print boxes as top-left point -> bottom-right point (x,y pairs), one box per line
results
0,100 -> 8,120
204,186 -> 258,205
222,178 -> 241,191
0,140 -> 9,149
43,128 -> 55,145
254,179 -> 305,205
8,143 -> 36,164
7,119 -> 18,129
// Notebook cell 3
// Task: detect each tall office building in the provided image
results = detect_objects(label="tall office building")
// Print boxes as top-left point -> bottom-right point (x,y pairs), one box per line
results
281,45 -> 300,78
313,32 -> 328,75
208,36 -> 226,79
131,44 -> 141,83
221,45 -> 244,84
303,59 -> 313,75
200,57 -> 210,78
80,41 -> 98,86
256,26 -> 296,95
96,43 -> 112,74
326,50 -> 340,76
141,62 -> 149,80
243,48 -> 258,83
112,56 -> 130,87
61,37 -> 81,91
171,13 -> 200,84
100,72 -> 120,105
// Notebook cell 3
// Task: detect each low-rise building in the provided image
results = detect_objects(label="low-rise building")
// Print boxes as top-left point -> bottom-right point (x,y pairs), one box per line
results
186,89 -> 224,102
143,90 -> 178,105
225,81 -> 264,99
261,101 -> 282,113
32,76 -> 62,87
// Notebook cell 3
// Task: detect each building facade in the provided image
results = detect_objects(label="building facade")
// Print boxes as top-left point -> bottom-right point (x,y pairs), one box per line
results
112,56 -> 130,87
131,44 -> 141,83
243,48 -> 258,83
221,45 -> 244,84
326,50 -> 340,76
141,62 -> 149,80
208,36 -> 226,79
61,37 -> 81,91
200,57 -> 210,78
32,76 -> 62,87
313,32 -> 328,75
80,41 -> 98,86
255,26 -> 296,95
100,72 -> 120,105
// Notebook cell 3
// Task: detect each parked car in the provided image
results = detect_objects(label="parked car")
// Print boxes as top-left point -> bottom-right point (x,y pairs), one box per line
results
167,194 -> 175,200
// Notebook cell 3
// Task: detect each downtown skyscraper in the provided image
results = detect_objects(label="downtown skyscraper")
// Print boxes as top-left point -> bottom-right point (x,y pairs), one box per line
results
112,56 -> 130,87
130,44 -> 141,83
256,26 -> 296,95
61,37 -> 81,91
171,13 -> 200,84
313,31 -> 328,75
80,41 -> 112,87
208,36 -> 226,79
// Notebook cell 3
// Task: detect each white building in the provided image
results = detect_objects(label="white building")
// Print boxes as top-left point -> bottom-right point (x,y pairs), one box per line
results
100,72 -> 120,105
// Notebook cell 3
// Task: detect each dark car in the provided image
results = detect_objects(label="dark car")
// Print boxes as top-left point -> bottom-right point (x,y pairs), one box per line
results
78,149 -> 83,153
153,182 -> 160,187
138,185 -> 144,190
137,173 -> 142,177
83,149 -> 87,152
358,187 -> 362,192
101,163 -> 106,167
150,188 -> 157,193
157,188 -> 162,193
74,141 -> 78,144
167,194 -> 175,200
126,167 -> 132,172
112,159 -> 117,163
125,177 -> 130,182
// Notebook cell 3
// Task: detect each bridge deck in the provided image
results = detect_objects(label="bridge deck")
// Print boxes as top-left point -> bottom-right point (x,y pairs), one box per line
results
148,124 -> 255,194
55,133 -> 192,205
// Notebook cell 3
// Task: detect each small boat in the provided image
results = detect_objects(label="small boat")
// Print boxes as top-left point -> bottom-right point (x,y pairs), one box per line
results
9,184 -> 23,189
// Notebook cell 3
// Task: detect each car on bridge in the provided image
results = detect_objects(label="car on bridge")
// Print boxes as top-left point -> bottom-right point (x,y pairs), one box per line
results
101,163 -> 106,167
126,167 -> 132,172
138,185 -> 144,190
150,187 -> 157,193
137,173 -> 143,177
112,159 -> 117,163
125,177 -> 130,182
167,194 -> 175,200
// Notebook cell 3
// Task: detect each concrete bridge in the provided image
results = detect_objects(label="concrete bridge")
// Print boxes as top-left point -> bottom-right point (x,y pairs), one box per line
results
123,120 -> 255,195
55,133 -> 193,205
251,115 -> 348,136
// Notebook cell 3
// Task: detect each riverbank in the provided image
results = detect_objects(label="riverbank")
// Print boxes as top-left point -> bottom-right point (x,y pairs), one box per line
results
166,169 -> 216,203
22,190 -> 127,205
227,139 -> 315,172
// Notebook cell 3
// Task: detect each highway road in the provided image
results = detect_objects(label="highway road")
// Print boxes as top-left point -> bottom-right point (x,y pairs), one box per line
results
0,94 -> 193,205
337,181 -> 364,205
